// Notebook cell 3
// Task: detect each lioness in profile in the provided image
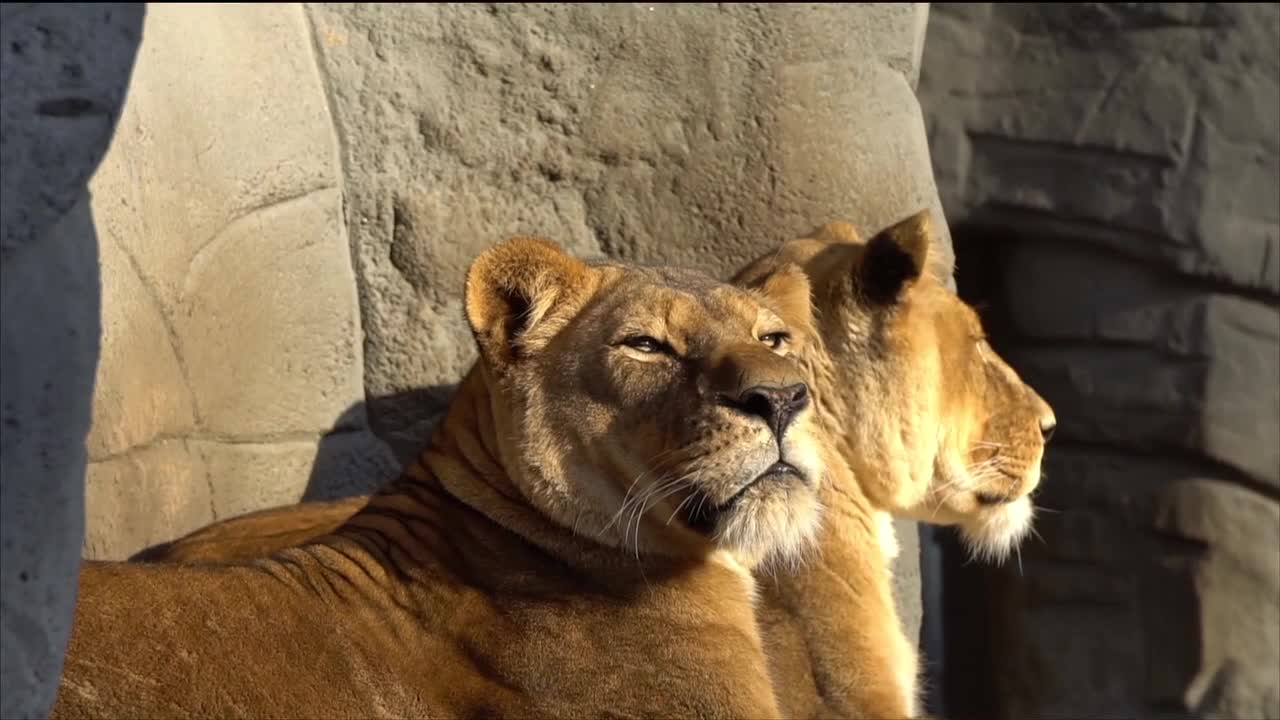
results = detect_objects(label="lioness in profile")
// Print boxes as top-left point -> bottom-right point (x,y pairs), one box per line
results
54,238 -> 917,718
734,209 -> 1056,566
738,210 -> 1056,717
140,209 -> 1056,718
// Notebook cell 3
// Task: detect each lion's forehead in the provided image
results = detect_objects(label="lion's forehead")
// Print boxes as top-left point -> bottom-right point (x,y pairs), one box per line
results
595,263 -> 768,332
594,262 -> 730,295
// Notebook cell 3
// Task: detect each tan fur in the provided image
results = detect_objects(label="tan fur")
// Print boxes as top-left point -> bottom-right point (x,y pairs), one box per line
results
131,496 -> 369,565
142,210 -> 1052,719
54,238 -> 920,719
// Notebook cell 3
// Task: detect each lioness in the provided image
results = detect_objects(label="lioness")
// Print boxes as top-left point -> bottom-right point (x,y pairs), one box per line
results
54,238 -> 916,718
137,209 -> 1056,718
738,210 -> 1056,718
733,210 -> 1057,566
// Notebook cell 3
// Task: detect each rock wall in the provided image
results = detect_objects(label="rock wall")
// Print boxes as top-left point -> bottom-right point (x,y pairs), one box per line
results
304,2 -> 950,458
918,4 -> 1279,719
2,3 -> 950,712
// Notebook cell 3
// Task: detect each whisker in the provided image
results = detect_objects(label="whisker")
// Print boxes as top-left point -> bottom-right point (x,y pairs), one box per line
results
664,468 -> 708,527
606,470 -> 670,537
931,480 -> 979,519
964,458 -> 1000,474
603,449 -> 693,533
627,473 -> 693,558
1028,524 -> 1045,544
665,492 -> 697,527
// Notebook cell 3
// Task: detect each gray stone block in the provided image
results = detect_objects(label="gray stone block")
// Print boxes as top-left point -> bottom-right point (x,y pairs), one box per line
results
998,241 -> 1279,490
0,5 -> 144,716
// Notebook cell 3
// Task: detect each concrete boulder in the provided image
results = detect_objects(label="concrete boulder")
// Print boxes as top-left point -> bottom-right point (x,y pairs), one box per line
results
79,3 -> 396,561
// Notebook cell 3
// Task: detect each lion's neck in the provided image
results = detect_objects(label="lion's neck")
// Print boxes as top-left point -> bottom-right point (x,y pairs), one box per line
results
798,337 -> 854,460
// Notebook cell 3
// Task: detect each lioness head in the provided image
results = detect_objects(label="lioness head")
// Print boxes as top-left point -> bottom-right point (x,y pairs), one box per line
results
735,211 -> 1056,564
465,237 -> 825,568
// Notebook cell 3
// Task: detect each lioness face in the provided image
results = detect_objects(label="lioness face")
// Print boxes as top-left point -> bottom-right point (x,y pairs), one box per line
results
899,277 -> 1056,564
736,211 -> 1056,564
465,238 -> 825,568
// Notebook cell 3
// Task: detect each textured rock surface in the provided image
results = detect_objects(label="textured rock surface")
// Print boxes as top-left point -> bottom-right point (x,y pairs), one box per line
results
0,4 -> 143,717
79,3 -> 395,561
919,3 -> 1280,718
305,1 -> 946,645
923,3 -> 1278,294
304,2 -> 949,457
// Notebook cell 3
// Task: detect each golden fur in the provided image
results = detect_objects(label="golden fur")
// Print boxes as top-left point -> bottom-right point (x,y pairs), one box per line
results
55,238 -> 917,718
141,209 -> 1054,718
131,495 -> 371,565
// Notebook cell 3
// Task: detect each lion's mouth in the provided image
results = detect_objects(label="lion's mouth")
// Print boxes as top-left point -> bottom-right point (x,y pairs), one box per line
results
974,491 -> 1012,506
683,461 -> 802,534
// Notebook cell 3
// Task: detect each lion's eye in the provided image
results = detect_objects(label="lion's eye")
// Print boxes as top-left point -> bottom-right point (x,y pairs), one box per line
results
622,336 -> 666,354
759,332 -> 790,350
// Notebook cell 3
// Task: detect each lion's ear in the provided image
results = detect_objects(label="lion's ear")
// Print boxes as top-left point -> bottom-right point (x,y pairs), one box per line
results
753,263 -> 814,336
464,236 -> 592,367
853,209 -> 933,305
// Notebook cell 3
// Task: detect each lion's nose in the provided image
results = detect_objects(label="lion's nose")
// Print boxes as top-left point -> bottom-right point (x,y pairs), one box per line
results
1034,395 -> 1057,444
733,383 -> 810,438
1040,419 -> 1056,443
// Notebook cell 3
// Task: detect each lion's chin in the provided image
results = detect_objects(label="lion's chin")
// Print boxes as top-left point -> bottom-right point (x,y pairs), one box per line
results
707,479 -> 824,571
957,495 -> 1034,565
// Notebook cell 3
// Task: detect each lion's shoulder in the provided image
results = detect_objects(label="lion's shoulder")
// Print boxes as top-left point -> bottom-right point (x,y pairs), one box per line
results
136,496 -> 366,564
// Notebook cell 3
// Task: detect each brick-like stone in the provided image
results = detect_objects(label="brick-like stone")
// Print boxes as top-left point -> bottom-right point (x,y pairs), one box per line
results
176,188 -> 362,439
78,4 -> 372,559
992,449 -> 1279,720
87,224 -> 195,459
198,430 -> 397,522
997,242 -> 1279,490
920,4 -> 1280,717
82,440 -> 212,561
921,3 -> 1280,295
